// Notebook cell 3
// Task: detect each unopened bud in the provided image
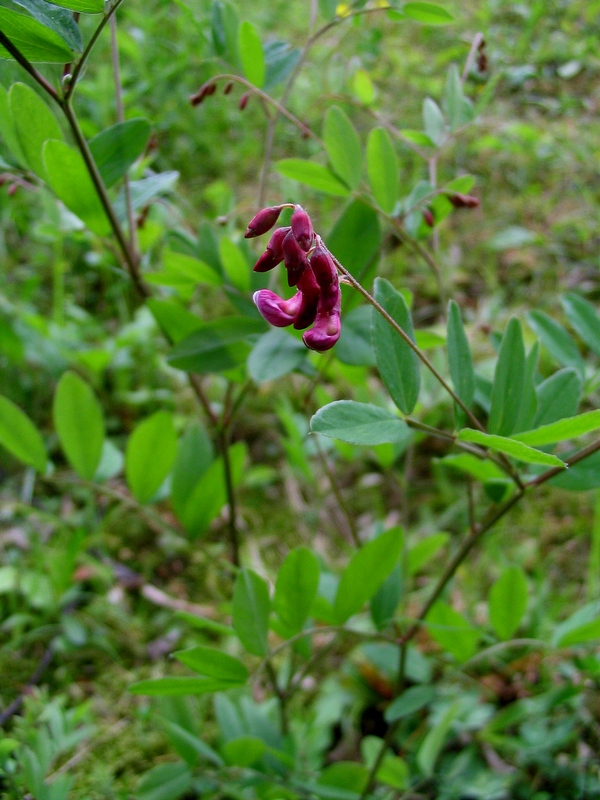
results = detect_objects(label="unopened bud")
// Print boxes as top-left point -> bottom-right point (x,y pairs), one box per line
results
224,81 -> 234,95
245,205 -> 285,239
253,290 -> 302,327
423,207 -> 435,227
291,204 -> 314,251
190,82 -> 213,106
293,267 -> 320,330
282,229 -> 309,287
448,193 -> 479,209
309,241 -> 337,290
253,225 -> 290,271
239,92 -> 250,110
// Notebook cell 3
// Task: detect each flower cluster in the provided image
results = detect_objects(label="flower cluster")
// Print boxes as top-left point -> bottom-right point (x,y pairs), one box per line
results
245,205 -> 342,352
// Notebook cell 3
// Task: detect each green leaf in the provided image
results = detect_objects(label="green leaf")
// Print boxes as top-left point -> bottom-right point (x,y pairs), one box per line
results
218,237 -> 250,292
238,21 -> 265,87
324,106 -> 362,190
136,761 -> 192,800
176,442 -> 246,537
561,293 -> 600,359
232,568 -> 270,656
335,306 -> 375,366
334,527 -> 404,623
407,532 -> 450,574
264,40 -> 301,90
48,0 -> 104,12
130,677 -> 234,696
248,329 -> 307,384
275,159 -> 350,196
173,647 -> 248,683
372,278 -> 420,414
446,300 -> 474,420
326,200 -> 381,280
274,546 -> 320,635
2,0 -> 82,55
0,84 -> 26,165
115,171 -> 179,218
366,127 -> 398,214
527,310 -> 585,378
422,97 -> 445,146
353,68 -> 375,105
0,6 -> 74,62
457,428 -> 566,468
488,566 -> 528,640
43,140 -> 111,236
88,118 -> 151,188
160,718 -> 223,768
385,685 -> 435,723
513,410 -> 600,447
443,64 -> 473,130
534,368 -> 582,427
310,400 -> 410,446
171,423 -> 214,521
53,371 -> 104,480
147,300 -> 203,344
553,601 -> 600,647
403,2 -> 454,24
0,395 -> 47,472
416,700 -> 460,777
514,340 -> 539,434
125,411 -> 177,503
426,603 -> 479,661
166,317 -> 265,373
438,453 -> 506,482
319,762 -> 368,792
222,736 -> 266,768
550,451 -> 600,492
162,249 -> 221,287
9,83 -> 63,180
488,317 -> 526,436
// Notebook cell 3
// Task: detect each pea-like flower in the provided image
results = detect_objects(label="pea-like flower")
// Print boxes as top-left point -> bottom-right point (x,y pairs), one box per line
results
249,206 -> 342,351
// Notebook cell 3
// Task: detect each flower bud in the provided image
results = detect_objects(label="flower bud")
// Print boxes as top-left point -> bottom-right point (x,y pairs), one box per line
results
253,290 -> 302,327
291,204 -> 314,252
252,226 -> 290,271
245,205 -> 285,239
293,267 -> 320,330
223,81 -> 234,95
239,92 -> 250,110
309,241 -> 337,291
448,193 -> 480,209
282,229 -> 309,287
190,82 -> 213,106
423,207 -> 435,227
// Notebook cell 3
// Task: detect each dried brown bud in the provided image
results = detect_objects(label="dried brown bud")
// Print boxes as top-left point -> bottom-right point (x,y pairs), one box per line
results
448,193 -> 480,209
245,205 -> 285,239
423,207 -> 435,227
190,82 -> 213,106
239,92 -> 250,110
291,204 -> 314,252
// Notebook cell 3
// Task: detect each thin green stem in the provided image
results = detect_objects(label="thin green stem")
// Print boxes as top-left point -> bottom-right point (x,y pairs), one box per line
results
65,0 -> 128,100
314,436 -> 361,547
266,660 -> 289,735
217,425 -> 240,567
0,31 -> 59,101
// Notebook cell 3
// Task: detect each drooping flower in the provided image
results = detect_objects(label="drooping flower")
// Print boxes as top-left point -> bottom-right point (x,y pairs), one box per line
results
249,205 -> 342,352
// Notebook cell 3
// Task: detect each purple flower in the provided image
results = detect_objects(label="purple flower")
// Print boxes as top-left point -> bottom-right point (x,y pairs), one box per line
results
245,205 -> 285,239
253,290 -> 302,327
290,204 -> 314,252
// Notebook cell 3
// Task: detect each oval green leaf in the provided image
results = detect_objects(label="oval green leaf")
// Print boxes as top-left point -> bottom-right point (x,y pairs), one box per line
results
276,158 -> 350,196
274,546 -> 320,635
457,428 -> 566,468
53,371 -> 104,480
10,82 -> 63,180
366,127 -> 398,214
88,118 -> 151,188
334,527 -> 404,623
324,106 -> 362,190
488,566 -> 528,640
513,410 -> 600,447
0,395 -> 47,473
173,646 -> 248,683
311,400 -> 410,446
125,411 -> 177,503
43,140 -> 111,236
238,20 -> 265,87
232,568 -> 270,656
247,329 -> 307,384
403,2 -> 454,24
488,317 -> 526,436
372,278 -> 420,415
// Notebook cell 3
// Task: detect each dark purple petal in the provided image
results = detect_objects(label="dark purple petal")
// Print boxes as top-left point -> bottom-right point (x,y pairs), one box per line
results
293,267 -> 320,330
253,290 -> 301,327
245,205 -> 285,239
291,204 -> 314,252
302,311 -> 341,351
282,229 -> 309,287
309,242 -> 337,290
